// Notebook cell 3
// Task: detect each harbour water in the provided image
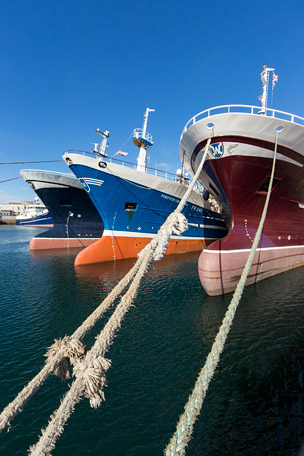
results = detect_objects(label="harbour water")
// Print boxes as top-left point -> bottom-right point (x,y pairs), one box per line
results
1,225 -> 304,455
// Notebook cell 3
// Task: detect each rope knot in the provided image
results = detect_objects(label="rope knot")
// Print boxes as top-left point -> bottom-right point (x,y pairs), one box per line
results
73,356 -> 111,408
152,213 -> 188,261
45,336 -> 86,381
170,212 -> 188,235
138,213 -> 188,261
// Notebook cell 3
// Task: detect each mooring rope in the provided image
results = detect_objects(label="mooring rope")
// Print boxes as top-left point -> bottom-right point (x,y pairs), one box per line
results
164,126 -> 282,455
28,250 -> 154,456
0,176 -> 21,183
0,136 -> 212,455
0,251 -> 156,430
0,254 -> 147,432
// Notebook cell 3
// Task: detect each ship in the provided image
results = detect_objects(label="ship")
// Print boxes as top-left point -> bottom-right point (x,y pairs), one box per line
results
19,170 -> 104,250
16,197 -> 53,227
179,65 -> 304,296
63,108 -> 228,265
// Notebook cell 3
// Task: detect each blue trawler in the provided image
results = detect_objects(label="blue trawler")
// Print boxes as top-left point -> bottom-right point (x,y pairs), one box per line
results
63,109 -> 228,265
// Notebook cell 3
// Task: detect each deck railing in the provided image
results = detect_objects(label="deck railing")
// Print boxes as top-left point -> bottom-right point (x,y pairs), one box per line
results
132,128 -> 153,144
181,104 -> 304,137
64,150 -> 183,183
25,156 -> 194,187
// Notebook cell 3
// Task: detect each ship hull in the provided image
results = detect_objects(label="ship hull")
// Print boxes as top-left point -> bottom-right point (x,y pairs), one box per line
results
74,233 -> 208,265
198,155 -> 304,295
179,106 -> 304,295
200,243 -> 304,296
20,170 -> 104,250
64,153 -> 228,265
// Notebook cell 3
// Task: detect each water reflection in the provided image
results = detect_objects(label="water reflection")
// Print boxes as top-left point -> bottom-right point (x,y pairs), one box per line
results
2,226 -> 304,456
74,251 -> 202,288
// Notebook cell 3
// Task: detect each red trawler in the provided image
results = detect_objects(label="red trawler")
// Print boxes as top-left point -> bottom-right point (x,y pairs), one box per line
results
179,65 -> 304,295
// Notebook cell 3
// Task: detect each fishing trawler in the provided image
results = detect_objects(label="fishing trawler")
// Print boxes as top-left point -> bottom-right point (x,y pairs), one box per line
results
63,109 -> 228,265
19,170 -> 104,249
179,65 -> 304,295
16,197 -> 53,227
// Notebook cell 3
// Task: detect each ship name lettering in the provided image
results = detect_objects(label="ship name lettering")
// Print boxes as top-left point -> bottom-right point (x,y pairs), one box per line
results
191,205 -> 203,213
161,194 -> 179,203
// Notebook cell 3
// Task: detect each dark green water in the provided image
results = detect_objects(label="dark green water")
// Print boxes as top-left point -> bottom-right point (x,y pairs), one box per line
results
1,226 -> 304,455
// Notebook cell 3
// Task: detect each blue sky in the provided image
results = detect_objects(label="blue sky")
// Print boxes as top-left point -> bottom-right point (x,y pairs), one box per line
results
0,0 -> 303,202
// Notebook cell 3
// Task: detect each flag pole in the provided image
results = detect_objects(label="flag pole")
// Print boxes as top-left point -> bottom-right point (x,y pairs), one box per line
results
271,72 -> 279,109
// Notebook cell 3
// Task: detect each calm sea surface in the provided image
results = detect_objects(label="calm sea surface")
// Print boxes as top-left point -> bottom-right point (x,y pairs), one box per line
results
1,225 -> 304,455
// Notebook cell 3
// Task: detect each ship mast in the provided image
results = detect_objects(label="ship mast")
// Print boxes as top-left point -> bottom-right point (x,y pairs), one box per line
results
259,64 -> 275,114
132,108 -> 155,172
94,129 -> 110,157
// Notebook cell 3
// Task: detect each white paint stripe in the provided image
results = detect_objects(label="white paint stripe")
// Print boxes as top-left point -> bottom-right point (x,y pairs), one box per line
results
35,233 -> 221,241
34,237 -> 101,241
102,229 -> 219,240
199,224 -> 227,230
83,177 -> 104,183
188,223 -> 227,230
82,177 -> 104,183
203,245 -> 304,254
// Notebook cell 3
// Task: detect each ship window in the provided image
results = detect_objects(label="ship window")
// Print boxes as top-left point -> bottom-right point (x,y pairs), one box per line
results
124,202 -> 137,211
255,176 -> 281,195
60,200 -> 72,207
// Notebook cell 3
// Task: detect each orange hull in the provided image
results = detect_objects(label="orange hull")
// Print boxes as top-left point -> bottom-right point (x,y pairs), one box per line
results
74,235 -> 208,266
29,237 -> 100,250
